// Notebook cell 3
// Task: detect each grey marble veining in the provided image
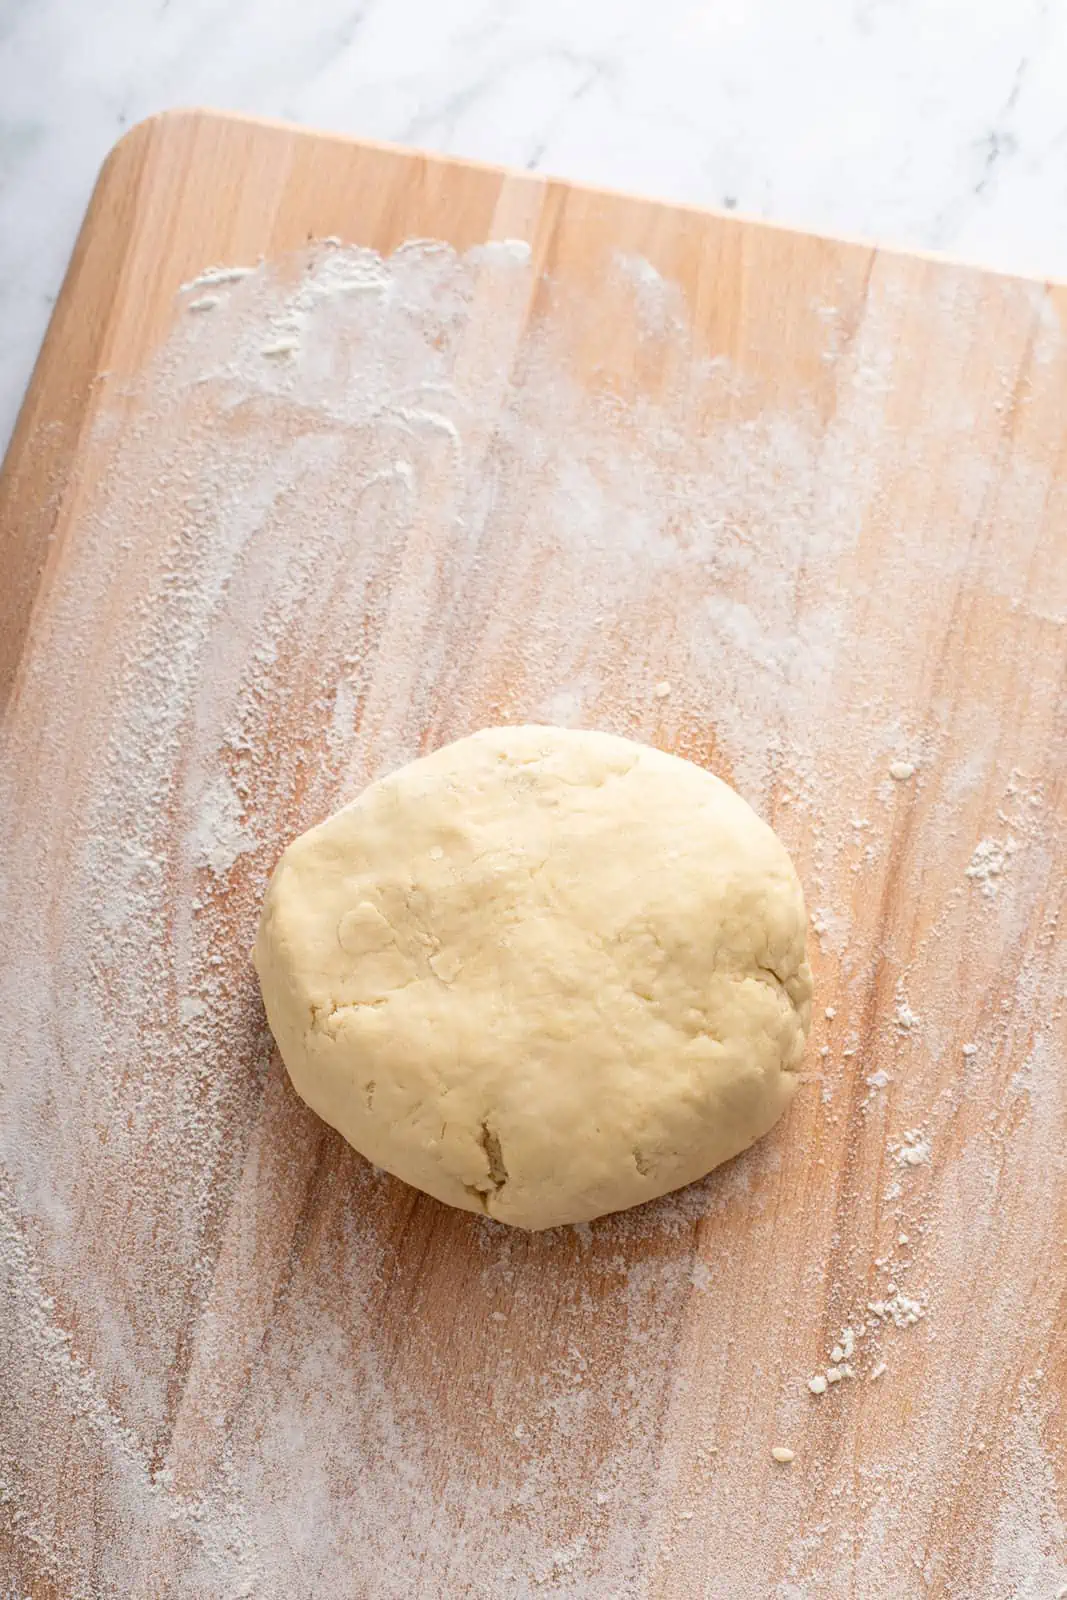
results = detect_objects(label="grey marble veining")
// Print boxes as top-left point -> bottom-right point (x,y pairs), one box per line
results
2,0 -> 1066,449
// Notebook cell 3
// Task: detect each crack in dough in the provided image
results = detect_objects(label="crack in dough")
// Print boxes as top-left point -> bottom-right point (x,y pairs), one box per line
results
479,1122 -> 508,1189
465,1122 -> 509,1215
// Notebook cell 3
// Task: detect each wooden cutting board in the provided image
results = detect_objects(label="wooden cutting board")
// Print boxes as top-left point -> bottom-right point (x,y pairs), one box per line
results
2,109 -> 1066,1599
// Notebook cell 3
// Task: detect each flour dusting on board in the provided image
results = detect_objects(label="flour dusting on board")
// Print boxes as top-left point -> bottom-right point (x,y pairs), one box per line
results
1,237 -> 1065,1598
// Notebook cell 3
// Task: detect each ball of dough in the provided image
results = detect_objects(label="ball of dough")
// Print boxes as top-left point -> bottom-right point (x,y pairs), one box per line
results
254,726 -> 811,1230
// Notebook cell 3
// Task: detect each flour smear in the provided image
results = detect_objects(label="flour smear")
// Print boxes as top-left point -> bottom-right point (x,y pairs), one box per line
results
1,236 -> 1065,1598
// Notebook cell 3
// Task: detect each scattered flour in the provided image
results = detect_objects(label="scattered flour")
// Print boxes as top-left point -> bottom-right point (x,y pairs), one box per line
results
187,773 -> 257,875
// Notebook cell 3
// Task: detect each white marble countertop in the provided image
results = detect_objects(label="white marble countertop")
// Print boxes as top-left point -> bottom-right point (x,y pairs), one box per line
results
2,0 -> 1066,451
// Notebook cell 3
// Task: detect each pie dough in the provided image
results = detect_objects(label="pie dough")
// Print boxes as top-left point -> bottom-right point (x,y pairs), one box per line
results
254,725 -> 812,1229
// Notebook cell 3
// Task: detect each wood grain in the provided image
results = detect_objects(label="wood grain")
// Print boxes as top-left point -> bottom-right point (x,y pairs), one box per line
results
1,110 -> 1066,1599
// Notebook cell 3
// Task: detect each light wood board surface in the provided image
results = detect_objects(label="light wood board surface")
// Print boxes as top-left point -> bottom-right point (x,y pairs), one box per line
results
1,109 -> 1066,1599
